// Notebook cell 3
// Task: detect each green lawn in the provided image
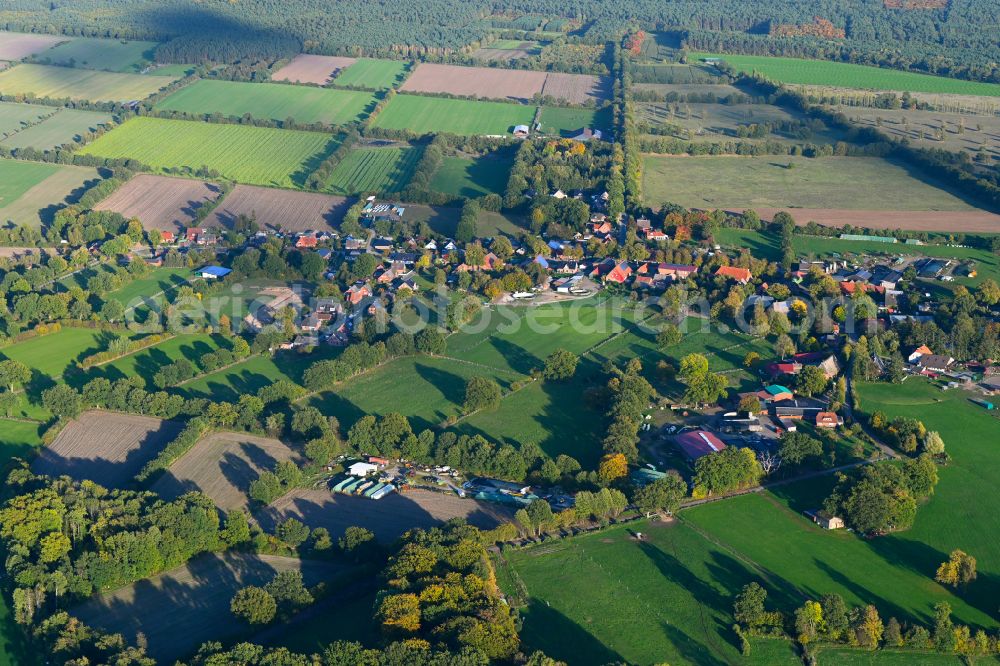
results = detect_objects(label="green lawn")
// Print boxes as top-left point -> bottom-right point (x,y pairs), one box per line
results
78,333 -> 226,390
35,37 -> 156,72
0,63 -> 177,102
0,159 -> 59,205
693,52 -> 1000,97
325,146 -> 421,195
78,117 -> 339,188
538,105 -> 612,136
0,108 -> 113,150
154,79 -> 377,126
0,327 -> 111,382
430,154 -> 512,198
333,58 -> 408,89
373,94 -> 535,136
308,354 -> 523,432
641,155 -> 977,211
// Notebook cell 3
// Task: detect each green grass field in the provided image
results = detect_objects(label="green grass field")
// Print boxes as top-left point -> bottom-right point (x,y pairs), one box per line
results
148,64 -> 195,78
430,154 -> 512,198
0,63 -> 177,102
80,333 -> 225,390
333,58 -> 408,89
154,79 -> 377,126
693,53 -> 1000,97
373,94 -> 536,136
325,146 -> 421,195
0,158 -> 98,227
0,159 -> 60,205
78,117 -> 338,188
641,155 -> 977,211
35,37 -> 156,72
308,354 -> 523,432
538,105 -> 612,136
0,108 -> 113,150
107,267 -> 191,310
176,349 -> 333,403
0,419 -> 42,470
0,327 -> 112,381
0,101 -> 54,137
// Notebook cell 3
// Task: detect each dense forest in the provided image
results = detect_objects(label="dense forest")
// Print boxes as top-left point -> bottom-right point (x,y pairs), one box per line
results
0,0 -> 998,81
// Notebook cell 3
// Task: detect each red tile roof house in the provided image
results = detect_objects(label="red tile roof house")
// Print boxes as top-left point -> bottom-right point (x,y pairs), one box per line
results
604,261 -> 633,284
715,266 -> 753,284
455,252 -> 503,273
815,412 -> 840,428
675,430 -> 728,460
159,231 -> 176,244
345,283 -> 371,305
295,234 -> 318,249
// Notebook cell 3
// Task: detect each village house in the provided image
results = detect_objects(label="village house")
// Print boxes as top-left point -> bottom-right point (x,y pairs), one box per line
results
295,233 -> 318,249
159,230 -> 176,244
815,412 -> 840,429
456,252 -> 503,273
345,283 -> 371,305
917,354 -> 955,373
715,266 -> 753,284
907,345 -> 933,364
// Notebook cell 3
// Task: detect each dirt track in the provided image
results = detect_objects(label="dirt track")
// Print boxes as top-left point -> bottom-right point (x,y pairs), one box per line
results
257,487 -> 512,541
746,207 -> 1000,233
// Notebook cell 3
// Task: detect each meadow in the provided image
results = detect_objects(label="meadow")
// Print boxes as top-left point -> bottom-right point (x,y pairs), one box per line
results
332,58 -> 408,89
373,94 -> 536,136
154,79 -> 376,126
107,266 -> 192,309
0,108 -> 113,150
176,350 -> 326,403
430,154 -> 512,197
692,53 -> 1000,97
308,354 -> 524,432
79,333 -> 226,390
0,327 -> 113,381
641,155 -> 978,211
0,63 -> 176,102
0,419 -> 42,470
0,101 -> 54,137
538,105 -> 612,136
0,159 -> 99,228
78,117 -> 338,188
325,145 -> 421,195
34,37 -> 156,72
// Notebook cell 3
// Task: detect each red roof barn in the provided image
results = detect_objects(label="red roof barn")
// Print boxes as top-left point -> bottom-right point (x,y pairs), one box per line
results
675,430 -> 727,459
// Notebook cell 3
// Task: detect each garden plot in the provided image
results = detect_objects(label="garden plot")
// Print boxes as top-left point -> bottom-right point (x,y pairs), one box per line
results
272,54 -> 357,84
32,411 -> 184,487
94,174 -> 223,232
204,184 -> 349,232
151,432 -> 304,510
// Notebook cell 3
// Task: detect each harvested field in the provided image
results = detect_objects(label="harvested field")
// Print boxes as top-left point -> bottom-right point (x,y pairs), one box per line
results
0,158 -> 99,228
401,63 -> 546,102
204,184 -> 349,232
73,552 -> 342,663
0,63 -> 178,102
745,208 -> 1000,233
33,410 -> 183,487
272,54 -> 357,85
541,72 -> 610,104
0,101 -> 55,138
151,432 -> 304,510
0,32 -> 65,60
94,174 -> 223,232
258,487 -> 512,541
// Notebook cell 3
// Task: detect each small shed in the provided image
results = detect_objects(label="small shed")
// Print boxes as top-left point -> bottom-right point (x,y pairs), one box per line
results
806,510 -> 844,530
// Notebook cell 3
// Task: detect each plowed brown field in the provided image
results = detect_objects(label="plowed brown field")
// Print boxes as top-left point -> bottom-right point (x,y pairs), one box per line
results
95,174 -> 223,232
272,54 -> 357,85
204,184 -> 349,232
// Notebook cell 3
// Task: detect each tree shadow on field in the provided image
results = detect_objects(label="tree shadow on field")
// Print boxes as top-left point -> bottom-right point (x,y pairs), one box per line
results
411,361 -> 470,429
517,600 -> 623,666
290,135 -> 342,189
487,336 -> 539,376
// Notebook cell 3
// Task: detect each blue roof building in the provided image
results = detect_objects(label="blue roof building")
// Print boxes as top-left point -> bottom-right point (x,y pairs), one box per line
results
199,266 -> 232,279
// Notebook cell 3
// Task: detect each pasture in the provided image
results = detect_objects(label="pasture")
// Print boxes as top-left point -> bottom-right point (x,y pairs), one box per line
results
325,145 -> 421,195
0,63 -> 177,102
94,174 -> 223,232
332,58 -> 408,89
0,108 -> 113,150
258,487 -> 512,542
32,411 -> 183,487
637,101 -> 843,145
693,52 -> 1000,97
107,266 -> 192,310
634,81 -> 746,99
0,326 -> 110,380
373,93 -> 536,136
34,37 -> 156,72
72,552 -> 342,663
0,101 -> 54,138
0,159 -> 99,227
154,79 -> 376,126
0,419 -> 42,469
430,154 -> 512,198
78,117 -> 339,188
0,31 -> 65,60
82,333 -> 225,390
401,63 -> 547,101
641,155 -> 979,211
151,431 -> 304,510
308,354 -> 524,432
204,183 -> 349,232
271,54 -> 357,85
539,105 -> 612,136
176,349 -> 328,402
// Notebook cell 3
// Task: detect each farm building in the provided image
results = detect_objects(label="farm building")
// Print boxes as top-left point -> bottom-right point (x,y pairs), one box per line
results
199,266 -> 232,279
674,430 -> 727,460
571,128 -> 602,141
348,461 -> 378,476
917,354 -> 954,372
815,412 -> 840,428
759,385 -> 793,402
513,124 -> 530,138
805,510 -> 845,530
